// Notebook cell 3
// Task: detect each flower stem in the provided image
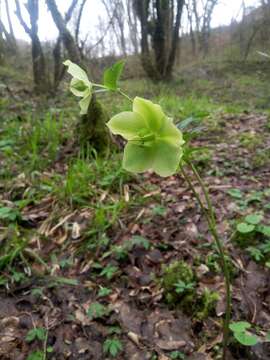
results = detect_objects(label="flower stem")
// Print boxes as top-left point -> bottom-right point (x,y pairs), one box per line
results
180,162 -> 231,360
118,89 -> 133,102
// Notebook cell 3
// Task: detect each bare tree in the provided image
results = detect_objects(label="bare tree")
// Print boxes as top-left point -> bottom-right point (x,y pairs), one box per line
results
102,0 -> 127,56
15,0 -> 49,93
188,0 -> 219,57
53,0 -> 79,90
75,0 -> 87,50
4,0 -> 16,49
46,0 -> 111,153
126,0 -> 139,53
134,0 -> 185,80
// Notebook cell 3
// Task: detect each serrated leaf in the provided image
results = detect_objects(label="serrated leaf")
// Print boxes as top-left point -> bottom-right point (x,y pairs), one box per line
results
237,222 -> 255,234
26,328 -> 46,342
103,60 -> 125,90
87,302 -> 109,320
103,338 -> 123,357
258,225 -> 270,237
245,214 -> 263,225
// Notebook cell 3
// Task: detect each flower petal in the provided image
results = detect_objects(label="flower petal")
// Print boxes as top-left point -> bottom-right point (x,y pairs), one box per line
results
151,140 -> 183,177
70,78 -> 91,97
159,117 -> 185,147
63,60 -> 90,83
123,142 -> 154,173
79,93 -> 92,115
107,112 -> 147,140
133,97 -> 165,132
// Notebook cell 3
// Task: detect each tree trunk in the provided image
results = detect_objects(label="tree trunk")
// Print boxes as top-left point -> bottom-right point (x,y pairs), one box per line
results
46,0 -> 111,153
134,0 -> 184,81
15,0 -> 49,94
4,0 -> 17,50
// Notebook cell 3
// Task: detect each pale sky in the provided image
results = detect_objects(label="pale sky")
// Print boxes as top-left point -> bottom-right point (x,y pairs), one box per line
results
0,0 -> 260,43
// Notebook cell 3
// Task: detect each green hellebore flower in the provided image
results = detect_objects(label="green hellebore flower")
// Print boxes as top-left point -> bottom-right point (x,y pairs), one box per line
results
63,60 -> 92,115
107,97 -> 185,177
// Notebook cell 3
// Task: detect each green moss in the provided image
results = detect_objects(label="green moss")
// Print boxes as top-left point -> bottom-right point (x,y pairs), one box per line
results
195,288 -> 219,320
160,260 -> 196,308
251,149 -> 270,169
160,261 -> 222,320
78,95 -> 112,154
239,132 -> 262,151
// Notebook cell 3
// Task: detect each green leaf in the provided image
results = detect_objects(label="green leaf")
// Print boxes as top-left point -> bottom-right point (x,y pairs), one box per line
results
100,265 -> 118,280
227,189 -> 243,199
26,328 -> 46,342
0,206 -> 20,221
234,331 -> 258,346
103,338 -> 123,357
130,235 -> 150,250
103,60 -> 125,90
245,214 -> 263,225
53,277 -> 79,286
229,322 -> 251,332
97,287 -> 112,298
258,225 -> 270,237
87,302 -> 109,320
26,351 -> 43,360
237,222 -> 255,234
266,331 -> 270,341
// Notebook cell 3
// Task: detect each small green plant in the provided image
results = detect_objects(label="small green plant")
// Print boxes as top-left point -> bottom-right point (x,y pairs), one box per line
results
65,59 -> 234,360
100,264 -> 119,280
26,328 -> 47,343
26,351 -> 43,360
229,322 -> 258,346
0,205 -> 20,222
161,260 -> 195,306
98,286 -> 112,298
103,338 -> 123,358
169,351 -> 186,359
87,302 -> 110,320
174,280 -> 195,294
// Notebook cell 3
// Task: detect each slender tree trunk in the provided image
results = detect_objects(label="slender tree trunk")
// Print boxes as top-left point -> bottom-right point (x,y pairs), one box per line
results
166,0 -> 184,79
4,0 -> 16,49
15,0 -> 49,94
53,0 -> 79,90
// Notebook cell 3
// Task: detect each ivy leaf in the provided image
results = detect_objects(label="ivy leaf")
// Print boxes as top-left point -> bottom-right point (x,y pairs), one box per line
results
237,222 -> 255,234
103,60 -> 125,90
234,331 -> 258,346
229,322 -> 251,332
244,214 -> 263,225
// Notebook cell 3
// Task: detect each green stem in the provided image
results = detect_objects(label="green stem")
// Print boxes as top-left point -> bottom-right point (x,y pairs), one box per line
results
181,162 -> 231,360
118,89 -> 133,102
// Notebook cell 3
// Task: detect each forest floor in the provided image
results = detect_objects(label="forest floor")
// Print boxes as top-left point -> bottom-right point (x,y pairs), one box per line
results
1,60 -> 270,360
